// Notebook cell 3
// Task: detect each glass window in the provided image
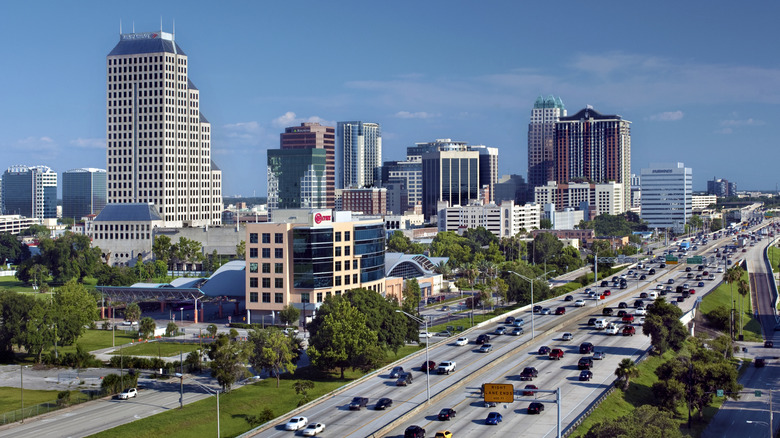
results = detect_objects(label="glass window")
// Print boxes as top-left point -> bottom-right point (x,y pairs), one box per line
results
353,274 -> 358,283
345,246 -> 351,256
345,275 -> 350,285
274,293 -> 283,303
275,248 -> 283,259
344,231 -> 351,241
335,261 -> 342,271
316,292 -> 323,303
275,278 -> 283,288
335,246 -> 342,257
262,248 -> 270,258
262,278 -> 270,288
275,233 -> 283,244
249,248 -> 258,258
249,233 -> 258,244
262,233 -> 271,243
262,263 -> 271,273
275,263 -> 283,274
262,292 -> 271,303
335,231 -> 342,242
249,263 -> 258,273
249,292 -> 258,303
335,276 -> 341,286
249,277 -> 258,287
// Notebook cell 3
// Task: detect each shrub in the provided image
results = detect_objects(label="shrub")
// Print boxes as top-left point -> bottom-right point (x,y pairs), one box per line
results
57,390 -> 71,407
705,306 -> 730,331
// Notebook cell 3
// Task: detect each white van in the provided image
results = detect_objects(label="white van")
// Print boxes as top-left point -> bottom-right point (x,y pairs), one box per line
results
605,324 -> 620,335
649,292 -> 658,300
594,319 -> 608,330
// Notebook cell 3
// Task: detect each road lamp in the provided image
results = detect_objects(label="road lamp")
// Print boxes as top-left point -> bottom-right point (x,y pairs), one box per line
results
188,377 -> 221,438
508,270 -> 555,340
396,309 -> 430,404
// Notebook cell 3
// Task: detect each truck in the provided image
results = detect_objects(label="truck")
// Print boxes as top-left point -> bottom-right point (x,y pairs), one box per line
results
679,241 -> 690,250
436,361 -> 456,374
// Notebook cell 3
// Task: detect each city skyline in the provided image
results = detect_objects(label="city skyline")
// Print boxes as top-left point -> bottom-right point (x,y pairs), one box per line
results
1,1 -> 778,198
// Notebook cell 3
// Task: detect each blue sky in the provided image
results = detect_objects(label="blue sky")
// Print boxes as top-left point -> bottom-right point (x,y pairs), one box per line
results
1,1 -> 778,197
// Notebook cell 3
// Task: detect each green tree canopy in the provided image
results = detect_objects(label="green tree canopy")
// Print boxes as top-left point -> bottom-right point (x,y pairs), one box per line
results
207,333 -> 251,392
642,298 -> 687,354
139,317 -> 156,339
248,328 -> 299,387
584,405 -> 683,438
53,280 -> 99,346
125,302 -> 141,323
279,304 -> 301,326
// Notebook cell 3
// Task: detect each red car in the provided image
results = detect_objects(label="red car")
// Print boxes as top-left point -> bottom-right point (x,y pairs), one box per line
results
623,326 -> 636,336
549,348 -> 564,360
420,361 -> 436,372
689,289 -> 696,294
603,290 -> 612,296
622,314 -> 634,323
522,384 -> 538,396
555,307 -> 566,315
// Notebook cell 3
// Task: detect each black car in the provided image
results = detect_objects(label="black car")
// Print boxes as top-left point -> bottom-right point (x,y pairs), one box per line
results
579,342 -> 594,354
649,268 -> 656,274
685,267 -> 692,272
639,274 -> 647,280
602,308 -> 614,316
504,316 -> 515,324
676,296 -> 685,302
578,357 -> 594,370
375,397 -> 393,410
349,396 -> 368,410
634,300 -> 644,308
389,366 -> 404,379
520,366 -> 539,380
528,402 -> 545,414
639,292 -> 648,299
476,334 -> 491,345
438,408 -> 457,421
533,305 -> 542,313
659,263 -> 666,268
579,370 -> 593,381
404,425 -> 426,438
618,302 -> 628,308
396,373 -> 413,386
600,281 -> 609,287
538,346 -> 551,355
587,318 -> 598,326
617,310 -> 627,317
765,340 -> 774,348
564,295 -> 574,301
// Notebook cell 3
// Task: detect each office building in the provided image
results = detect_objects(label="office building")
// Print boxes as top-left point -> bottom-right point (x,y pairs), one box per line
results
2,165 -> 57,219
542,204 -> 585,230
106,30 -> 223,227
692,195 -> 717,212
336,121 -> 382,189
63,168 -> 107,220
640,162 -> 692,234
341,187 -> 386,215
534,181 -> 624,216
707,177 -> 737,198
88,203 -> 165,266
528,95 -> 566,191
380,159 -> 422,211
0,215 -> 42,235
469,145 -> 499,203
494,174 -> 529,205
438,200 -> 541,238
407,138 -> 467,160
422,149 -> 480,219
267,148 -> 327,211
280,123 -> 335,208
554,107 -> 631,211
244,210 -> 385,321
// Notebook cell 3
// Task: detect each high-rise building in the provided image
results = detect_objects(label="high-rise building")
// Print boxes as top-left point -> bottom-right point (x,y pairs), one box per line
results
438,200 -> 541,238
640,162 -> 692,234
1,165 -> 57,219
534,181 -> 624,217
421,149 -> 480,219
707,177 -> 737,197
63,168 -> 107,220
470,145 -> 499,203
341,187 -> 387,215
106,30 -> 223,227
528,96 -> 566,192
380,159 -> 422,210
494,174 -> 529,205
554,107 -> 632,212
336,122 -> 382,189
280,123 -> 335,208
267,149 -> 327,211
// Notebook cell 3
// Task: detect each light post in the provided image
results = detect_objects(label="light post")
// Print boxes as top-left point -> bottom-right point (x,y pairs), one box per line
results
188,377 -> 221,438
509,270 -> 555,340
20,365 -> 24,423
396,309 -> 430,404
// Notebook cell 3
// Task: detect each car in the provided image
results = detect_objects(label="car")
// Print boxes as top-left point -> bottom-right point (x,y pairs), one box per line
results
419,331 -> 433,338
603,290 -> 612,296
588,318 -> 598,326
540,308 -> 551,315
511,327 -> 524,336
455,337 -> 468,346
717,267 -> 724,273
494,326 -> 506,335
476,334 -> 490,344
538,346 -> 551,355
588,291 -> 597,298
578,357 -> 594,370
676,296 -> 685,302
389,366 -> 404,378
659,263 -> 666,268
438,408 -> 457,421
122,320 -> 138,326
436,330 -> 453,337
117,387 -> 137,400
688,289 -> 696,295
485,412 -> 503,425
600,281 -> 609,287
349,397 -> 368,410
668,279 -> 675,284
285,416 -> 309,431
637,317 -> 646,325
636,307 -> 647,315
479,344 -> 494,353
421,361 -> 436,372
533,305 -> 543,313
579,342 -> 594,353
437,361 -> 456,374
765,340 -> 774,348
617,310 -> 627,317
579,370 -> 593,381
484,401 -> 497,408
649,268 -> 656,274
504,316 -> 515,324
562,332 -> 573,341
549,348 -> 564,360
521,384 -> 539,396
593,351 -> 606,360
742,248 -> 747,253
396,373 -> 413,386
564,295 -> 574,301
698,282 -> 705,288
639,274 -> 647,280
302,423 -> 326,436
404,425 -> 426,438
440,305 -> 450,311
555,307 -> 566,315
434,432 -> 453,438
520,366 -> 539,380
685,267 -> 692,272
602,308 -> 614,316
623,325 -> 636,336
528,402 -> 545,414
634,300 -> 645,308
756,358 -> 767,368
622,314 -> 635,323
639,292 -> 648,299
605,323 -> 620,335
703,271 -> 709,276
574,299 -> 586,307
375,397 -> 393,410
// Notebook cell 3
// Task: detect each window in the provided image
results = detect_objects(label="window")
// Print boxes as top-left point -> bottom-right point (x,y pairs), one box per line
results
275,278 -> 283,288
249,233 -> 258,244
345,231 -> 351,241
262,248 -> 270,258
275,263 -> 283,274
345,275 -> 351,285
274,293 -> 283,303
335,231 -> 342,242
249,263 -> 258,273
249,277 -> 258,287
353,274 -> 358,283
249,248 -> 258,258
275,248 -> 283,258
249,292 -> 258,303
345,246 -> 351,256
335,276 -> 342,286
275,233 -> 283,244
335,246 -> 342,257
262,263 -> 271,273
262,278 -> 270,288
335,261 -> 342,271
262,292 -> 271,303
316,292 -> 323,303
262,233 -> 271,243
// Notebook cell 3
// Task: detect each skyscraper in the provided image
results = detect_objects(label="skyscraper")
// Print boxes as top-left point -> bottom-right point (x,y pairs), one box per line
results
280,123 -> 335,208
554,107 -> 632,212
421,149 -> 480,219
528,96 -> 566,191
62,168 -> 107,220
469,145 -> 499,203
2,165 -> 57,219
640,163 -> 692,233
106,30 -> 223,227
336,121 -> 382,189
267,148 -> 327,211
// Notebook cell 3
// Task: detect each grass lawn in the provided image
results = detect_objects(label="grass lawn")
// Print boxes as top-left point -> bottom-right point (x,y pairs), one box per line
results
699,272 -> 762,342
0,387 -> 89,415
0,276 -> 34,293
109,342 -> 203,358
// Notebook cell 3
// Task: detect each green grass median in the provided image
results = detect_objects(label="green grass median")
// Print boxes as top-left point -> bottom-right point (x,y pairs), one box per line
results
699,272 -> 762,342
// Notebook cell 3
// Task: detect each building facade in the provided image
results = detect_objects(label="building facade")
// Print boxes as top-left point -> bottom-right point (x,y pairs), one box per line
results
1,165 -> 57,219
437,200 -> 541,238
640,162 -> 693,234
554,107 -> 631,211
528,95 -> 566,192
421,149 -> 480,219
692,195 -> 717,212
494,174 -> 529,205
341,187 -> 387,215
336,121 -> 382,189
381,159 -> 422,211
63,168 -> 107,220
88,203 -> 165,266
543,204 -> 585,230
281,123 -> 336,208
534,181 -> 624,216
267,148 -> 327,211
707,177 -> 737,198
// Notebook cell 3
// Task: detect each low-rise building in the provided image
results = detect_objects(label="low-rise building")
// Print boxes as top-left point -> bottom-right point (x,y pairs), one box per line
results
437,200 -> 541,238
534,181 -> 624,216
88,203 -> 165,266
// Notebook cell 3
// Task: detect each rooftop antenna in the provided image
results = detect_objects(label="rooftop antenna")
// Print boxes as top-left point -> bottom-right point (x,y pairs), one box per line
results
132,21 -> 135,33
160,16 -> 163,32
119,19 -> 122,35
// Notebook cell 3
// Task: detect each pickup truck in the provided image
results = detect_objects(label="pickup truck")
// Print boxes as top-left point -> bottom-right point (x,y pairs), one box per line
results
436,361 -> 456,374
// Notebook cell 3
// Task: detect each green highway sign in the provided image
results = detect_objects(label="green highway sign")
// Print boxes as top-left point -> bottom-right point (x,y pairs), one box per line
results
687,256 -> 703,264
665,255 -> 678,262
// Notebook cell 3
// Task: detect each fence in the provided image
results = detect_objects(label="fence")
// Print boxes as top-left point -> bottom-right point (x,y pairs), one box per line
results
0,389 -> 107,425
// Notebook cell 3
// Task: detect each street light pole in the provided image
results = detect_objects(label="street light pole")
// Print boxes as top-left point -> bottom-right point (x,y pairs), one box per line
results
20,365 -> 24,423
396,309 -> 429,404
509,270 -> 555,340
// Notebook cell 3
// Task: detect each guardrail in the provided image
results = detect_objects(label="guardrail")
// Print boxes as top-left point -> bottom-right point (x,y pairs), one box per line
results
764,238 -> 779,320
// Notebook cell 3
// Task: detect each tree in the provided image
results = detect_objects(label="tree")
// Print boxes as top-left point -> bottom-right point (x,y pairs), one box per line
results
248,328 -> 299,388
737,278 -> 749,338
0,291 -> 36,360
584,405 -> 683,438
152,235 -> 173,266
171,237 -> 204,269
207,333 -> 251,392
0,233 -> 22,265
539,218 -> 553,229
344,288 -> 407,353
279,304 -> 300,326
614,358 -> 640,390
165,322 -> 179,337
52,280 -> 99,346
688,215 -> 704,234
704,306 -> 730,331
139,317 -> 156,339
387,230 -> 411,253
207,324 -> 218,338
293,380 -> 315,406
20,224 -> 50,239
642,298 -> 687,354
235,240 -> 246,259
724,265 -> 744,336
23,301 -> 55,363
710,218 -> 723,232
531,232 -> 563,267
125,302 -> 141,323
400,279 -> 421,343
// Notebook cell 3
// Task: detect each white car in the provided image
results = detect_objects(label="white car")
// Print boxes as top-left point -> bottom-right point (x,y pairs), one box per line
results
638,317 -> 646,325
285,416 -> 309,431
635,307 -> 647,316
419,331 -> 433,339
117,387 -> 137,399
454,337 -> 468,346
574,299 -> 586,307
717,267 -> 724,273
562,332 -> 573,341
302,422 -> 326,436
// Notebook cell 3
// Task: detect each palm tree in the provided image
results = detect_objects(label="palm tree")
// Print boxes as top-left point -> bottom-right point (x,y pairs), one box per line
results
737,278 -> 750,338
615,358 -> 640,390
724,265 -> 743,334
434,260 -> 452,280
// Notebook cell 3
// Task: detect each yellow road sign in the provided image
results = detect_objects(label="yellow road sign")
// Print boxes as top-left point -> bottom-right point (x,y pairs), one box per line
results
483,383 -> 514,403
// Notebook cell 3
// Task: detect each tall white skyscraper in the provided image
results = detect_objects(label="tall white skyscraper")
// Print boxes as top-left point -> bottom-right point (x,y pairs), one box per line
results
336,121 -> 382,189
106,29 -> 223,227
640,162 -> 692,234
528,96 -> 566,191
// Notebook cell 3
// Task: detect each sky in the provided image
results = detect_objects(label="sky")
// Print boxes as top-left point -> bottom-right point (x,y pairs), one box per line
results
1,1 -> 779,197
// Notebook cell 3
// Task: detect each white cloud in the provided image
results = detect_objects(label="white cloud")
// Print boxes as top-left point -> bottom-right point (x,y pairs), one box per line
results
719,118 -> 765,127
271,112 -> 334,128
16,136 -> 57,152
649,111 -> 684,121
69,137 -> 105,149
394,111 -> 438,119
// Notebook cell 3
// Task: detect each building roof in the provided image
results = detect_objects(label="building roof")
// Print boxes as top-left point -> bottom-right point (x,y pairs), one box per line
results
187,79 -> 198,90
533,95 -> 565,110
108,35 -> 186,57
384,252 -> 449,278
560,107 -> 625,122
93,203 -> 163,222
